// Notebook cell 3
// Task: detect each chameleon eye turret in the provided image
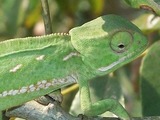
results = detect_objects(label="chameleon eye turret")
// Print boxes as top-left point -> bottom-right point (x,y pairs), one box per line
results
110,31 -> 133,53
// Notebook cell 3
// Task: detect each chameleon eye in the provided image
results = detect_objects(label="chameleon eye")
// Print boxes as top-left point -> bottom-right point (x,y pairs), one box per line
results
110,31 -> 133,53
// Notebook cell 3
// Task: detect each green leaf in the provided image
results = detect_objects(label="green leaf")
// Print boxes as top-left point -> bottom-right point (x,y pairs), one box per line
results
0,0 -> 22,36
132,13 -> 160,33
140,40 -> 160,116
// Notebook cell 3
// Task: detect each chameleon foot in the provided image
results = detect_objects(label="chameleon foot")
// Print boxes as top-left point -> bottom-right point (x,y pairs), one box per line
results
35,90 -> 63,105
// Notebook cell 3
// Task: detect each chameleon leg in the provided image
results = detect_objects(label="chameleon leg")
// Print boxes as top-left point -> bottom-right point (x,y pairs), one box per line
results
79,81 -> 130,119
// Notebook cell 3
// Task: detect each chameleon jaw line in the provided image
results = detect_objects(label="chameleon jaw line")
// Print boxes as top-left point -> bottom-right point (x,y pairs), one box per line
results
98,53 -> 133,72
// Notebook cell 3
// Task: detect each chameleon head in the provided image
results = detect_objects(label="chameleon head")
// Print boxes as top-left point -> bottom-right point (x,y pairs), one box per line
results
69,15 -> 148,75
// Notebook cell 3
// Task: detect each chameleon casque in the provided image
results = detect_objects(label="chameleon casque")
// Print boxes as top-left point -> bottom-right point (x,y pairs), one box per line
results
0,14 -> 148,119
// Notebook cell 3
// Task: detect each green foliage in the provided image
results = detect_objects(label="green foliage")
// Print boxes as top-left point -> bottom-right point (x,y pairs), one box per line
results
140,41 -> 160,116
0,0 -> 41,39
0,0 -> 160,119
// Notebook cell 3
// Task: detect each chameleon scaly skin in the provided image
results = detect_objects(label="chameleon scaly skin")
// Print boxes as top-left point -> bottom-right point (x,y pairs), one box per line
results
0,14 -> 148,119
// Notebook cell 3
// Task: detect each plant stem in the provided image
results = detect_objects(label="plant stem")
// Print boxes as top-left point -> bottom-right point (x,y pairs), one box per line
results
40,0 -> 52,34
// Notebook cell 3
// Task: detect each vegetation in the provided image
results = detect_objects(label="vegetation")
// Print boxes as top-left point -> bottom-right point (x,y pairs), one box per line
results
0,0 -> 160,119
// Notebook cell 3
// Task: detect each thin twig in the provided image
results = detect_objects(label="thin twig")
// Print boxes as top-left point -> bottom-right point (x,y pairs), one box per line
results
40,0 -> 52,34
6,101 -> 160,120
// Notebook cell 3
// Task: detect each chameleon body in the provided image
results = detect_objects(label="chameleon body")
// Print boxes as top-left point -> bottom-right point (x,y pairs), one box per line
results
0,15 -> 148,119
124,0 -> 160,15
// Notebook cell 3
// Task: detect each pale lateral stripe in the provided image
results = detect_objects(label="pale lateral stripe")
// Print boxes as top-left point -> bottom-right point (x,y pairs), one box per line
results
12,90 -> 19,95
29,84 -> 36,92
8,90 -> 14,95
19,87 -> 28,93
0,74 -> 77,98
2,91 -> 8,97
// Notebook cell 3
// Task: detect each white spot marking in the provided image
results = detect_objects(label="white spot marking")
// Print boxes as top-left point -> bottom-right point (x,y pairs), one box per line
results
9,64 -> 22,73
29,84 -> 36,92
19,87 -> 28,93
36,55 -> 45,61
29,84 -> 34,88
45,82 -> 52,88
38,83 -> 45,89
41,80 -> 47,84
29,87 -> 36,92
12,90 -> 19,95
63,52 -> 79,61
36,87 -> 40,91
0,74 -> 77,98
37,81 -> 42,85
8,90 -> 14,95
36,80 -> 47,89
2,91 -> 8,97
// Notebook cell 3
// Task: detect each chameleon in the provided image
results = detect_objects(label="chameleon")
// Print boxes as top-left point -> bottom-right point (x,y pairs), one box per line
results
124,0 -> 160,15
0,14 -> 148,119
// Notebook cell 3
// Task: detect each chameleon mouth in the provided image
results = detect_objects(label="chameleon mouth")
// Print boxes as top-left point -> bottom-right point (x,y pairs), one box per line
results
98,48 -> 147,72
97,53 -> 133,72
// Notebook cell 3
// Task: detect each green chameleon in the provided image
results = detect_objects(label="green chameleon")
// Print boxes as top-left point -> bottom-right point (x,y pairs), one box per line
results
0,14 -> 148,119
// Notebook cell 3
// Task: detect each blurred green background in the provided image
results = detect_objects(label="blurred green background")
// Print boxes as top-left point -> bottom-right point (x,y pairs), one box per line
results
0,0 -> 147,39
0,0 -> 160,118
